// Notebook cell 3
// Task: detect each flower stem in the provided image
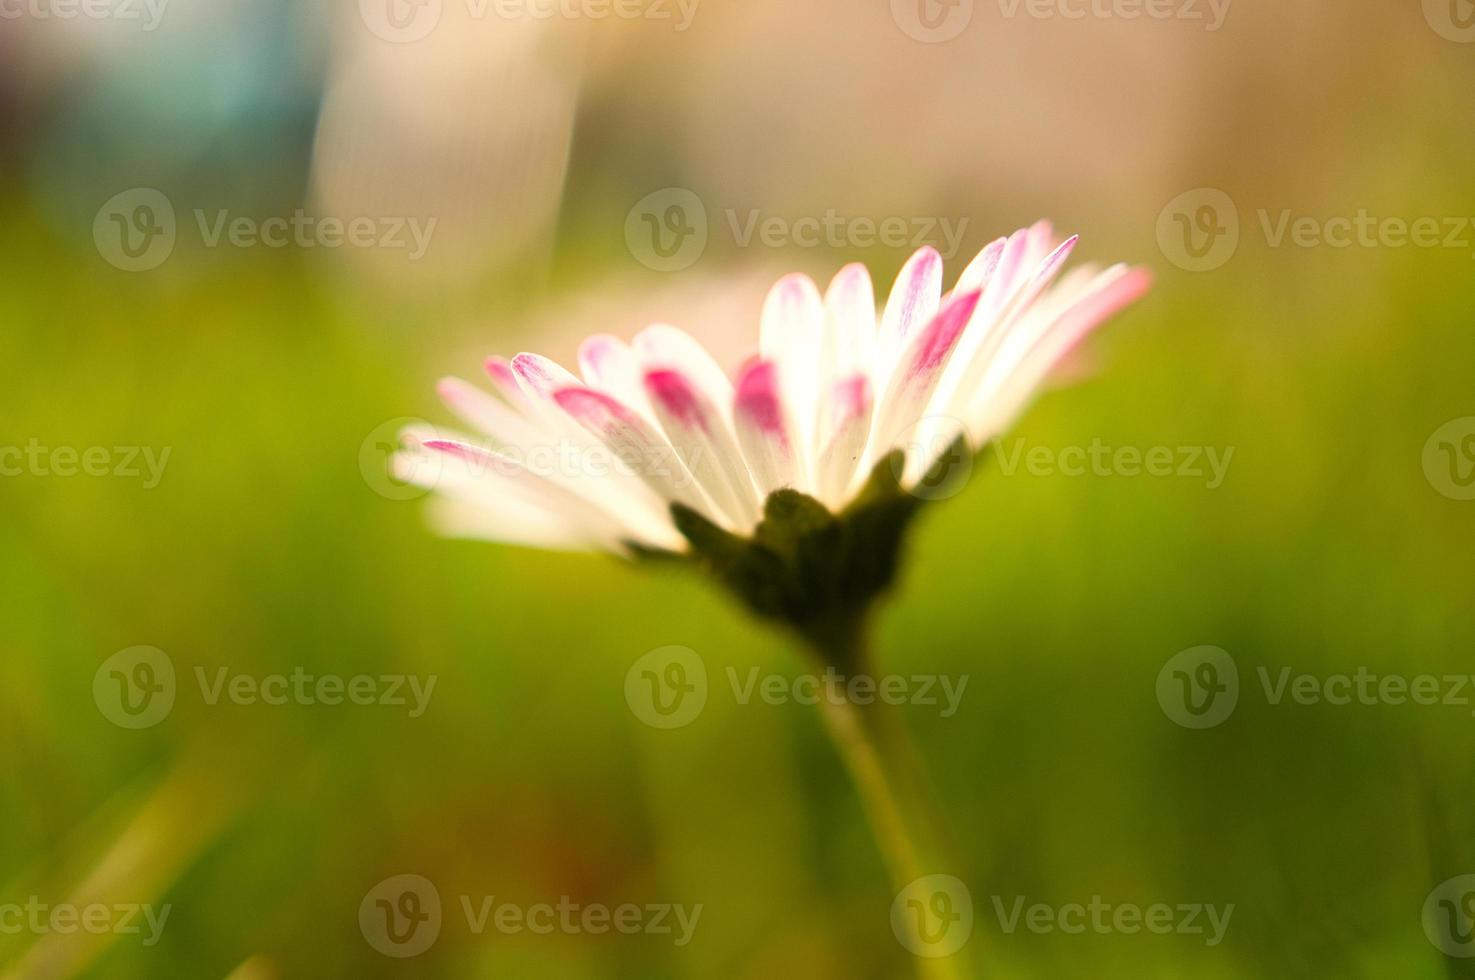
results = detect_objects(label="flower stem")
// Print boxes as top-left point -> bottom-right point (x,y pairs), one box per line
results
803,617 -> 971,980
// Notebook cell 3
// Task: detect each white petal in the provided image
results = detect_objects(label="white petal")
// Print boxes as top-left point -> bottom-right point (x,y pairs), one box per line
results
821,262 -> 877,383
733,359 -> 802,498
436,377 -> 545,447
644,368 -> 761,528
868,288 -> 982,469
632,323 -> 735,417
814,374 -> 874,508
578,334 -> 655,423
955,236 -> 1007,295
817,264 -> 877,459
402,441 -> 678,553
1000,234 -> 1078,323
423,497 -> 598,553
445,358 -> 670,544
416,438 -> 634,546
483,355 -> 538,414
510,351 -> 610,448
875,246 -> 943,386
976,228 -> 1033,322
1021,219 -> 1056,268
553,385 -> 723,527
931,234 -> 1078,424
968,266 -> 1152,443
759,273 -> 826,473
511,351 -> 582,402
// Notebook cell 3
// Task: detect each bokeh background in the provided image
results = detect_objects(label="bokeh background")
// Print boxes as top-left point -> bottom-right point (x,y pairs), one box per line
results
3,0 -> 1475,976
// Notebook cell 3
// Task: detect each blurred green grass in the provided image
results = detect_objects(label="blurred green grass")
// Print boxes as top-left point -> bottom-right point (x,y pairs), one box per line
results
3,194 -> 1475,979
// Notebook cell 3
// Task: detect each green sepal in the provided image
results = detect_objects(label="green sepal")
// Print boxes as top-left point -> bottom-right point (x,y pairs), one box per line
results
653,440 -> 973,660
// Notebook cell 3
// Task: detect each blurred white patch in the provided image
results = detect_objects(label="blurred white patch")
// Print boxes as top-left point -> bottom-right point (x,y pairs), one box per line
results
313,10 -> 581,287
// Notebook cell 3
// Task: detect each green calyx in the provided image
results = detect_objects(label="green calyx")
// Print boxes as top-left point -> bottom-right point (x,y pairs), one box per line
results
639,445 -> 963,665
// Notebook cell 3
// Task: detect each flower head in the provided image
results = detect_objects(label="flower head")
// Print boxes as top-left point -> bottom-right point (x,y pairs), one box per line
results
395,222 -> 1148,639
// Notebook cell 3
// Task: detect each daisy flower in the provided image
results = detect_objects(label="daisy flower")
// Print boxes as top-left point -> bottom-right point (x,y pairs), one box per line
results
394,224 -> 1150,971
398,223 -> 1147,540
395,221 -> 1148,641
